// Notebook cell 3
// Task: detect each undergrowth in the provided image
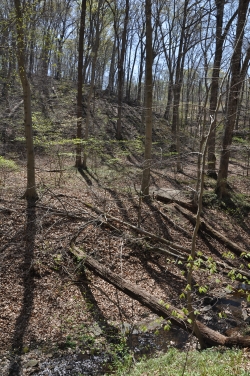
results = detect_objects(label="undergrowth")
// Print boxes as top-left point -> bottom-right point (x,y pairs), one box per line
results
116,347 -> 249,376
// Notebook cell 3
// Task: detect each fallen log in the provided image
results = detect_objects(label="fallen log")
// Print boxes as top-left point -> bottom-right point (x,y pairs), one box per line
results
175,204 -> 248,256
70,246 -> 250,348
79,202 -> 250,279
151,188 -> 197,212
81,201 -> 190,254
158,209 -> 192,239
125,237 -> 186,261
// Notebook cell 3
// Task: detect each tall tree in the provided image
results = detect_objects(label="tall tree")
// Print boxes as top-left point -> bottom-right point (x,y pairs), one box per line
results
76,0 -> 87,168
116,0 -> 130,140
207,1 -> 238,179
14,0 -> 38,199
83,0 -> 103,168
216,0 -> 250,198
141,0 -> 153,196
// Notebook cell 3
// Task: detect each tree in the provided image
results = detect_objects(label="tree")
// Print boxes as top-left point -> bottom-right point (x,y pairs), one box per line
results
76,0 -> 87,168
207,1 -> 238,179
216,0 -> 250,198
115,0 -> 130,140
141,0 -> 153,196
14,0 -> 38,200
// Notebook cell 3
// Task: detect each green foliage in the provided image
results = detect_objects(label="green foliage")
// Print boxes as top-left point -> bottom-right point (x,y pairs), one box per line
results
232,136 -> 248,145
65,335 -> 76,349
121,348 -> 249,376
0,156 -> 18,171
203,190 -> 250,218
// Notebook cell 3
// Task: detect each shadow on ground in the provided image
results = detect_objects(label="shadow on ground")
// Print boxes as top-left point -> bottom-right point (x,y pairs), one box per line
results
8,198 -> 37,376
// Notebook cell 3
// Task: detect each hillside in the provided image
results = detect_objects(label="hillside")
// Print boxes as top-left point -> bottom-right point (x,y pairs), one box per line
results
0,79 -> 250,375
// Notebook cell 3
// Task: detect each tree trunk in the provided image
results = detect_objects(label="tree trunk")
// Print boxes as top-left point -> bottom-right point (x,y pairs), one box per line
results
83,0 -> 102,169
70,246 -> 250,348
107,38 -> 116,94
141,0 -> 153,196
75,0 -> 87,168
116,0 -> 129,140
216,0 -> 250,198
207,4 -> 237,179
14,0 -> 38,200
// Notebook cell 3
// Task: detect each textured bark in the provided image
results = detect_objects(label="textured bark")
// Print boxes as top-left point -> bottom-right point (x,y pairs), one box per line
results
141,0 -> 153,196
83,0 -> 102,169
14,0 -> 37,199
207,3 -> 238,178
70,246 -> 250,348
216,0 -> 250,197
116,0 -> 129,140
76,0 -> 87,168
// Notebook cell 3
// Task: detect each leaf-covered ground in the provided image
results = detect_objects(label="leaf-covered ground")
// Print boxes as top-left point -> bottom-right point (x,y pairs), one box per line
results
1,81 -> 250,374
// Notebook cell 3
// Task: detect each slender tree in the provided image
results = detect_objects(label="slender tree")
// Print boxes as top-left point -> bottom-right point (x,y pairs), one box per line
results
76,0 -> 87,168
141,0 -> 153,196
216,0 -> 250,198
14,0 -> 38,199
207,1 -> 238,179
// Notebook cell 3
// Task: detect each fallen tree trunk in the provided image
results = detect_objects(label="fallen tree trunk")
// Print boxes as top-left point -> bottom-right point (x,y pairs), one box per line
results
159,209 -> 192,238
81,201 -> 190,255
70,246 -> 250,348
174,204 -> 248,256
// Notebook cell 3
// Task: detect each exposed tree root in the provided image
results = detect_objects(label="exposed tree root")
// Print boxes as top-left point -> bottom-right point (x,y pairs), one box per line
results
69,246 -> 250,348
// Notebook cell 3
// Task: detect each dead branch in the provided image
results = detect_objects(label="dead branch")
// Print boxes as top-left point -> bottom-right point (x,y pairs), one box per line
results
158,209 -> 192,238
7,100 -> 23,118
81,201 -> 191,254
174,204 -> 248,256
69,246 -> 250,348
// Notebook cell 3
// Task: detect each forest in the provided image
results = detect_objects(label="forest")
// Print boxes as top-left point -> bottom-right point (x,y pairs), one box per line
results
1,0 -> 250,375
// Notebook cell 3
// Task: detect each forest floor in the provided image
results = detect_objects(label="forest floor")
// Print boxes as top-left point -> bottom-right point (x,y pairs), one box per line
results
1,80 -> 250,375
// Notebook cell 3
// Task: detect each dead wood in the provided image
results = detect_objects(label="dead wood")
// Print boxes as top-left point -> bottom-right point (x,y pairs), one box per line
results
153,191 -> 197,212
81,201 -> 191,254
158,209 -> 192,239
69,246 -> 250,348
7,99 -> 23,118
174,204 -> 248,256
125,237 -> 186,261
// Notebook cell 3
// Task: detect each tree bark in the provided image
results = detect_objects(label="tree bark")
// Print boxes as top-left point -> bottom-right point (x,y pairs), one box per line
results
76,0 -> 87,168
207,4 -> 238,179
14,0 -> 37,199
141,0 -> 153,196
116,0 -> 129,140
216,0 -> 250,197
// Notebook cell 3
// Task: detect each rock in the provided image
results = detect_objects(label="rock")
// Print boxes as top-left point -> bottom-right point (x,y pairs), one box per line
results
26,359 -> 39,368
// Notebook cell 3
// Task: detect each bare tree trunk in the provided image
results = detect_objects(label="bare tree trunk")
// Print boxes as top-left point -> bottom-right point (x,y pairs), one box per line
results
14,0 -> 37,199
75,0 -> 87,168
216,0 -> 250,198
107,38 -> 116,94
207,3 -> 237,179
83,0 -> 102,169
141,0 -> 153,196
116,0 -> 129,140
